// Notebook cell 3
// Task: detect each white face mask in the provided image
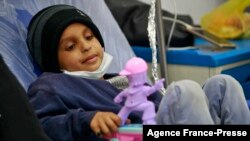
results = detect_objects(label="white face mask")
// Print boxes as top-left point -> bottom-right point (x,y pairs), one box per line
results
62,52 -> 113,79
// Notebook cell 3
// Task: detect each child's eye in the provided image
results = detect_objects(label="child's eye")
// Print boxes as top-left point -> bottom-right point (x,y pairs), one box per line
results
65,44 -> 75,51
85,35 -> 94,40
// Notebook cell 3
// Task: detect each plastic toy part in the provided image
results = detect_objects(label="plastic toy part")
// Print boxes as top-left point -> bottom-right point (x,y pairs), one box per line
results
108,124 -> 142,141
119,57 -> 148,75
114,57 -> 164,125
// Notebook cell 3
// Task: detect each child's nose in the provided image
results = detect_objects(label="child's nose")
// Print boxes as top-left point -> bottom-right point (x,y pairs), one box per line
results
80,41 -> 91,52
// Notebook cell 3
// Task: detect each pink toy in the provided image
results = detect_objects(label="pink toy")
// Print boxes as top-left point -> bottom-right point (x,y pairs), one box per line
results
114,57 -> 164,125
105,124 -> 142,141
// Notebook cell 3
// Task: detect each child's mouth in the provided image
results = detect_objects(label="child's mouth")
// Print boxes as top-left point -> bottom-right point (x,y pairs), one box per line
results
83,55 -> 98,64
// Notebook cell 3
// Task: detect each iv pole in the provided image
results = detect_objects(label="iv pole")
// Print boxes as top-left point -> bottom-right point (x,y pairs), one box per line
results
155,0 -> 168,88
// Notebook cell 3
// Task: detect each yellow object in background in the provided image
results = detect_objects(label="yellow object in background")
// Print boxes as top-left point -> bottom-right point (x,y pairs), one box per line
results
201,0 -> 250,39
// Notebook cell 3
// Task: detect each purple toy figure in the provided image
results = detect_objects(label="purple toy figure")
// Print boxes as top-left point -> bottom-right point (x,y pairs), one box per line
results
114,57 -> 164,125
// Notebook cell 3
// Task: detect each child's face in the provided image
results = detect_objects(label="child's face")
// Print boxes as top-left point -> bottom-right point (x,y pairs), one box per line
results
58,23 -> 104,72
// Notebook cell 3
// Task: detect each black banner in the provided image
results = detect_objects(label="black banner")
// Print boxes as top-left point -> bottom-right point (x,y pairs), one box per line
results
143,125 -> 250,140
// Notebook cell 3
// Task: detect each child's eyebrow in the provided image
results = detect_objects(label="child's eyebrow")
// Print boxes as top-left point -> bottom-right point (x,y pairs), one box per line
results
83,27 -> 93,34
59,24 -> 94,46
59,37 -> 73,47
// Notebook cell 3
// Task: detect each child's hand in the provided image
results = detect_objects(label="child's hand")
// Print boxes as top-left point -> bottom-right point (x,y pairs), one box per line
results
90,112 -> 121,137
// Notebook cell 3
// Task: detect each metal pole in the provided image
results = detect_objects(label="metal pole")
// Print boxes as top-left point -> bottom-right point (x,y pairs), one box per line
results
155,0 -> 168,87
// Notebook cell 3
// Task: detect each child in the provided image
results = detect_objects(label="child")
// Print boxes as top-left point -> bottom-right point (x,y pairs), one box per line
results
26,4 -> 250,141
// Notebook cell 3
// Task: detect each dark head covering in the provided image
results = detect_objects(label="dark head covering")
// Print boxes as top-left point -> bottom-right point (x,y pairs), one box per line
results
27,4 -> 104,72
